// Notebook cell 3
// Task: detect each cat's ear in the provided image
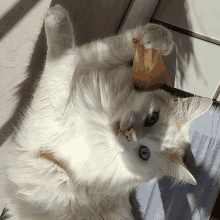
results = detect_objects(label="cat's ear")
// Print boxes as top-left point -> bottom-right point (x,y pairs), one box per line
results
179,96 -> 212,122
161,160 -> 197,185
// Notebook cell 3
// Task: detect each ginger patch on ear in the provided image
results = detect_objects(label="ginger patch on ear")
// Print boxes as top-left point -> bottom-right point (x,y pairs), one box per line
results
176,118 -> 187,131
153,94 -> 168,104
169,152 -> 181,163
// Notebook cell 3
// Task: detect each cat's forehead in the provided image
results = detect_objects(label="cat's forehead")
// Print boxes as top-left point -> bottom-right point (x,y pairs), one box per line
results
132,89 -> 173,112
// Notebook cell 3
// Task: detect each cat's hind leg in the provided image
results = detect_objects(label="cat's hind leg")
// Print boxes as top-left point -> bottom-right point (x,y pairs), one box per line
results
31,5 -> 77,114
45,4 -> 75,58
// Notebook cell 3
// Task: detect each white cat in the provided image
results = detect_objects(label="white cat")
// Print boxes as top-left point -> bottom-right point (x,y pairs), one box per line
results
2,5 -> 212,220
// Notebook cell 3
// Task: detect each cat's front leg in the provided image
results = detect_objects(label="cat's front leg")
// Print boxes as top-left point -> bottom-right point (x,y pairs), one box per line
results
76,23 -> 174,73
71,24 -> 174,96
77,26 -> 145,70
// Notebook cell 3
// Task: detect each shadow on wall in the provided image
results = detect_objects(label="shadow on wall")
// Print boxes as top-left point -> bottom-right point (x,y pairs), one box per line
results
0,0 -> 41,41
0,0 -> 45,146
152,0 -> 208,89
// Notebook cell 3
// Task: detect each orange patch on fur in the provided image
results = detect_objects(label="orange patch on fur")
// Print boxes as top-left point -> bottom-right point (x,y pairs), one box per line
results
118,128 -> 122,135
176,118 -> 187,131
153,94 -> 168,104
118,128 -> 132,136
37,150 -> 65,169
169,152 -> 181,163
116,122 -> 121,135
116,121 -> 134,139
124,130 -> 133,137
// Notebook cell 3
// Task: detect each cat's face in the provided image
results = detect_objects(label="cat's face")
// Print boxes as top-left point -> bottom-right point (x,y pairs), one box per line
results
72,78 -> 212,191
110,89 -> 212,186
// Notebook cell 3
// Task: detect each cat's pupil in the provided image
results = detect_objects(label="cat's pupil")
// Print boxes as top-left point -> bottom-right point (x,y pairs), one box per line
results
144,112 -> 159,127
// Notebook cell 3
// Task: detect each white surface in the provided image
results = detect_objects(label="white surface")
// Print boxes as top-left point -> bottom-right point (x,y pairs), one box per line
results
153,0 -> 220,42
172,30 -> 220,98
0,0 -> 52,215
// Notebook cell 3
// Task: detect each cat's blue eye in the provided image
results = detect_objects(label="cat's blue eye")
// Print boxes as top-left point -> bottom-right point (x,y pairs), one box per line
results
139,145 -> 150,161
144,112 -> 159,127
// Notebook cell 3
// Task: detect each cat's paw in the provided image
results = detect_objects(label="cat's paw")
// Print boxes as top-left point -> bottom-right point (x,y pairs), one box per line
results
45,4 -> 71,31
44,4 -> 74,51
45,5 -> 73,42
141,24 -> 174,56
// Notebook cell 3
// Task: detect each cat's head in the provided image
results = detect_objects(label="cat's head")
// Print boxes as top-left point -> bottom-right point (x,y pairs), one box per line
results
109,89 -> 212,187
73,75 -> 212,192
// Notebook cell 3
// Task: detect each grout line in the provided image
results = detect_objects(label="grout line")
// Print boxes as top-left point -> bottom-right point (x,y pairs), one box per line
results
151,18 -> 220,101
212,84 -> 220,101
115,0 -> 134,34
150,0 -> 162,23
116,0 -> 161,33
151,18 -> 220,46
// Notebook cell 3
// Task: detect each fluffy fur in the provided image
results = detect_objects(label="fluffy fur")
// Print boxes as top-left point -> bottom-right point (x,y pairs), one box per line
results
2,5 -> 212,220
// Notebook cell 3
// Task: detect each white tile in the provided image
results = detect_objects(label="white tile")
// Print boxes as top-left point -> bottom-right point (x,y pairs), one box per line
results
169,30 -> 220,99
153,0 -> 220,42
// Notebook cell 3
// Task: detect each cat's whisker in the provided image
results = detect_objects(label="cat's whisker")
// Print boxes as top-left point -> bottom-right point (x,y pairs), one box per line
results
102,151 -> 121,175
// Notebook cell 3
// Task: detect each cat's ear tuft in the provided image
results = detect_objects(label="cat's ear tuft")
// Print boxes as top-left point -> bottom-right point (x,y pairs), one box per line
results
172,163 -> 197,185
162,161 -> 197,185
180,96 -> 212,122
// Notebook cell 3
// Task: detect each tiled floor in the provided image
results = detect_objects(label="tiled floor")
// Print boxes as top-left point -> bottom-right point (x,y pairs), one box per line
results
151,0 -> 220,100
170,29 -> 220,99
153,0 -> 220,43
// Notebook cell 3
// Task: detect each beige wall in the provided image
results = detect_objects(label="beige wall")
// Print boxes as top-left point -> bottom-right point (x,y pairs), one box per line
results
0,0 -> 51,128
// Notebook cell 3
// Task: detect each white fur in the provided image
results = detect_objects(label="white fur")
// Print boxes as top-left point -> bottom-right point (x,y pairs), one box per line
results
2,5 -> 212,220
